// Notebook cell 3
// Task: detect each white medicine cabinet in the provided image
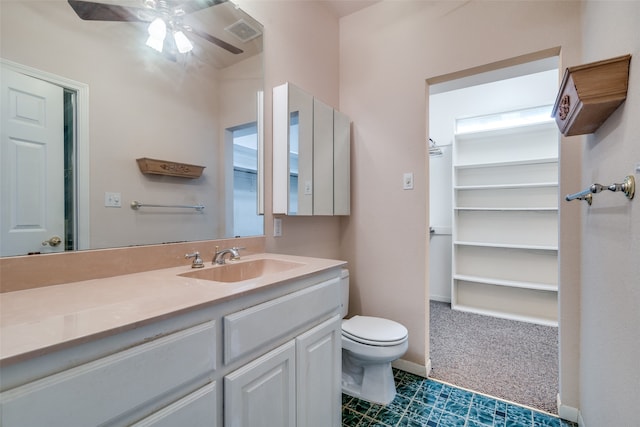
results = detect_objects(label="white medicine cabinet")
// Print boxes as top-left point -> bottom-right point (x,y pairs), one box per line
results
273,82 -> 350,216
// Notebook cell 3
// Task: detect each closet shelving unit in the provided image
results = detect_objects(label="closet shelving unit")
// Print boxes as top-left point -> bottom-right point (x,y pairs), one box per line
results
451,120 -> 559,326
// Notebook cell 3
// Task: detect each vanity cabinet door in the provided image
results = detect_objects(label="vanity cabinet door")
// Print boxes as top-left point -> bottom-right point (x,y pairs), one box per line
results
296,315 -> 342,427
224,341 -> 296,427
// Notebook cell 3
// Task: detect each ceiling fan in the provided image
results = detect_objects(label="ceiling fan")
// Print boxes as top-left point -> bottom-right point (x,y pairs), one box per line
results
67,0 -> 244,55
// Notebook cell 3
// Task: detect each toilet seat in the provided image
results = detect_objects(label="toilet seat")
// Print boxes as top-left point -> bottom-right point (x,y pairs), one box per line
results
342,315 -> 408,346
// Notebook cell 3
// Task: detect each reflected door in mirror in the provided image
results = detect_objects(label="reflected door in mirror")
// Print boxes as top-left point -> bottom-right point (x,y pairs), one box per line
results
1,67 -> 66,256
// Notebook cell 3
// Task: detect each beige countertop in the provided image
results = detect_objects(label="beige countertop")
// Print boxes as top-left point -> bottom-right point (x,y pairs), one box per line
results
0,253 -> 346,365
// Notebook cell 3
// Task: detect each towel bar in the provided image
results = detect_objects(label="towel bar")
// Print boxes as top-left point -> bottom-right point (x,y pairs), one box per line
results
130,201 -> 205,211
565,175 -> 635,205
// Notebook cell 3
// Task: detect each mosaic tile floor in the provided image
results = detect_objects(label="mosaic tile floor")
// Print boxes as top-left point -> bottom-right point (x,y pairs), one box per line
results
342,369 -> 577,427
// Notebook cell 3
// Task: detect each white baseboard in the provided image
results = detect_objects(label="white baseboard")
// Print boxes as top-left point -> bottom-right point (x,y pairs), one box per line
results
557,393 -> 580,423
392,358 -> 430,378
429,296 -> 451,303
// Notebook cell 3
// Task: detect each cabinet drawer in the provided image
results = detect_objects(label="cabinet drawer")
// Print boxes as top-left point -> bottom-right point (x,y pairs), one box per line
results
131,382 -> 217,427
224,277 -> 340,364
0,321 -> 216,427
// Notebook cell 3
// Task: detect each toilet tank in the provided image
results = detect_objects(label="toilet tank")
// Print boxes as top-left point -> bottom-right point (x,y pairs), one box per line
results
340,268 -> 349,318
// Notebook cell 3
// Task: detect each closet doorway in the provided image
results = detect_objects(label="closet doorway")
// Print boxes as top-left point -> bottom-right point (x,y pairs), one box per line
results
427,54 -> 561,413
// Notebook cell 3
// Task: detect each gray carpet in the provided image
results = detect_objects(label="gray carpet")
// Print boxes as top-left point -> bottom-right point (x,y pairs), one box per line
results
429,300 -> 558,414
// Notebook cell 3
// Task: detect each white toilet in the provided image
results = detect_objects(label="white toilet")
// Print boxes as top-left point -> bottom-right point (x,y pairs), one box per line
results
340,269 -> 409,405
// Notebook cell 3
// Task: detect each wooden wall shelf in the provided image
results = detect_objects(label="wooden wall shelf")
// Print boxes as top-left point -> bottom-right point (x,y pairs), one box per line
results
552,54 -> 631,136
136,158 -> 205,179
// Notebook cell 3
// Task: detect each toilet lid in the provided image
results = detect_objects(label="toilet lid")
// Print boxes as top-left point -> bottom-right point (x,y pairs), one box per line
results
342,315 -> 408,346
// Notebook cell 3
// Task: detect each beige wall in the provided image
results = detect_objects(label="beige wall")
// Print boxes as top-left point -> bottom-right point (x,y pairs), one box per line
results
579,1 -> 639,425
337,0 -> 583,407
239,1 -> 345,259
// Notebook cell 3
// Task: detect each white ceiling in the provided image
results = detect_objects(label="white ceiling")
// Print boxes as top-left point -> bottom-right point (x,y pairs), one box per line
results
322,0 -> 381,18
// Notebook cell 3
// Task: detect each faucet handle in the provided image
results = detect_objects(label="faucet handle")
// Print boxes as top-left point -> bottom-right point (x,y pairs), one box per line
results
230,247 -> 244,260
185,252 -> 205,268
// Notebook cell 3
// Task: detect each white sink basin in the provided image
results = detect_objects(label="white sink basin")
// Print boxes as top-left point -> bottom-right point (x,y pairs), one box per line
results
178,258 -> 304,283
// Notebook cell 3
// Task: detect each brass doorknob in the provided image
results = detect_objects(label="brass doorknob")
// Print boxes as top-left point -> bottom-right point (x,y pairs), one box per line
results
42,236 -> 62,247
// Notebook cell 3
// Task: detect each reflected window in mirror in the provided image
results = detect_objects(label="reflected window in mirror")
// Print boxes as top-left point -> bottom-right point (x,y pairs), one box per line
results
289,111 -> 299,214
232,123 -> 263,237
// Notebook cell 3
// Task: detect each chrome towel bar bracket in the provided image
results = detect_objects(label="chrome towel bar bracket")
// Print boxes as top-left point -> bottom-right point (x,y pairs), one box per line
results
565,175 -> 635,205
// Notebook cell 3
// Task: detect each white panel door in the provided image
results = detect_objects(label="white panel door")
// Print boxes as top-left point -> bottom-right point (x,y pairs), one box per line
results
1,66 -> 65,256
296,315 -> 342,427
224,341 -> 295,427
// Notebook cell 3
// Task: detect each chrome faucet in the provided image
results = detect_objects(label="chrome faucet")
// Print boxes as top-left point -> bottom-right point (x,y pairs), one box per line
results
213,246 -> 242,264
185,251 -> 205,268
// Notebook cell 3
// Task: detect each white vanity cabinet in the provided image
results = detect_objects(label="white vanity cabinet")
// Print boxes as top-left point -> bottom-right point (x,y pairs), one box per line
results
0,319 -> 218,427
224,316 -> 341,427
223,278 -> 342,427
0,266 -> 343,427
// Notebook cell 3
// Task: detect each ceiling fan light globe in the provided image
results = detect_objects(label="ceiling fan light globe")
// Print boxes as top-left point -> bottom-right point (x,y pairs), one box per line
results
173,30 -> 193,53
146,35 -> 164,52
147,17 -> 166,38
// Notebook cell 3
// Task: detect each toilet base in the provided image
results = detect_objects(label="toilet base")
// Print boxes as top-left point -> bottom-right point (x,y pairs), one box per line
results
341,351 -> 397,405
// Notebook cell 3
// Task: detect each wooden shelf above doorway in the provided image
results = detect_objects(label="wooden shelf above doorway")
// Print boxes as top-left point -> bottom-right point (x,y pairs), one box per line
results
552,54 -> 631,136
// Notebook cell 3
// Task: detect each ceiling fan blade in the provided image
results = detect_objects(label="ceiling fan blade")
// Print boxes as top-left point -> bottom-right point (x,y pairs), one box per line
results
67,0 -> 149,22
176,0 -> 227,16
189,28 -> 243,54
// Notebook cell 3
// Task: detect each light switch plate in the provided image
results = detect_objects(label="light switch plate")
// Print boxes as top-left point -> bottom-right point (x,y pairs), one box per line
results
104,192 -> 122,207
403,173 -> 414,190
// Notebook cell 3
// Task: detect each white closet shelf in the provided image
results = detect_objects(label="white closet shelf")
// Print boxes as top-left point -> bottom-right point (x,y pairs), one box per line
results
454,241 -> 558,251
454,207 -> 558,211
451,303 -> 558,327
451,116 -> 559,325
454,157 -> 558,169
455,182 -> 558,190
453,274 -> 558,292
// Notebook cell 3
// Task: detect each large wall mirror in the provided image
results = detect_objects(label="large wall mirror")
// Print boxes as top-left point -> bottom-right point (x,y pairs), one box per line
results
0,0 -> 264,257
